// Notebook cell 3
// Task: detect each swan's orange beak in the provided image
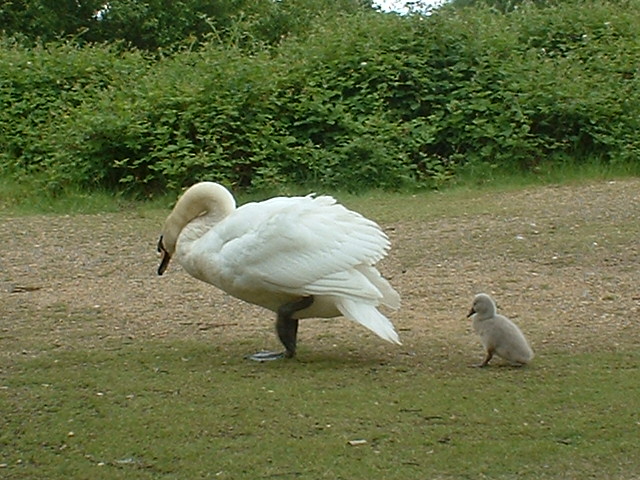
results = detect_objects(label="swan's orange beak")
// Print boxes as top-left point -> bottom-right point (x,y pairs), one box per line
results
157,236 -> 171,276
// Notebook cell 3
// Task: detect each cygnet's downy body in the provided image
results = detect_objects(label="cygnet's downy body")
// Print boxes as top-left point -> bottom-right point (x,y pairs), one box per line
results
467,293 -> 534,367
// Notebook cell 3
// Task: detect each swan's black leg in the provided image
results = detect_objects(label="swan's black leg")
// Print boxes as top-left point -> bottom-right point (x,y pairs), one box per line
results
276,296 -> 314,358
247,296 -> 314,362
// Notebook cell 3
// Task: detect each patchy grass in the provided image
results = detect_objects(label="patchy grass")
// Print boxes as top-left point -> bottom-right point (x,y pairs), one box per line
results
1,179 -> 639,479
2,343 -> 639,479
1,160 -> 637,216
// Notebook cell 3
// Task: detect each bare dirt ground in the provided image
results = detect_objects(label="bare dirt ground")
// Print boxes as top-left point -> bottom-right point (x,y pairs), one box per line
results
1,179 -> 639,363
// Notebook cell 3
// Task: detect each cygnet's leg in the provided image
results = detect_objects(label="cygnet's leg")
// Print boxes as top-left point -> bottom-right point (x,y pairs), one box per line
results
471,348 -> 494,368
247,296 -> 314,362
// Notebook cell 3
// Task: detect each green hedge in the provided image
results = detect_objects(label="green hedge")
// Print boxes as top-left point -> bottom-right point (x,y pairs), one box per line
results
1,0 -> 639,195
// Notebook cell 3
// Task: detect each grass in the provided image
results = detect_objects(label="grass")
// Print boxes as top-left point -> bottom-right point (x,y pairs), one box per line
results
1,158 -> 637,217
0,179 -> 170,216
2,342 -> 639,479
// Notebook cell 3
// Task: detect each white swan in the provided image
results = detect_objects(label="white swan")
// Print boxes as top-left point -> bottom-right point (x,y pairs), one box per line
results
157,182 -> 401,360
467,293 -> 534,367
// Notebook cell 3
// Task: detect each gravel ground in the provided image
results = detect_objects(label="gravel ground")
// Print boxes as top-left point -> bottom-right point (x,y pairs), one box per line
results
1,179 -> 639,363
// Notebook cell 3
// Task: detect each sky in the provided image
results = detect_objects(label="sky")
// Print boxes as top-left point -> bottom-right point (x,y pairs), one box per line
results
373,0 -> 447,14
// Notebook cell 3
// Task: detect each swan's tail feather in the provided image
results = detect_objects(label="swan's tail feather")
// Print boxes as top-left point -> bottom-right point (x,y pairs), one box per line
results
356,265 -> 400,310
337,299 -> 401,345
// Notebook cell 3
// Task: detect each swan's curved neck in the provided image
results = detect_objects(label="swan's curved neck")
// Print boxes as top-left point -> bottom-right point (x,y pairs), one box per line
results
162,183 -> 236,254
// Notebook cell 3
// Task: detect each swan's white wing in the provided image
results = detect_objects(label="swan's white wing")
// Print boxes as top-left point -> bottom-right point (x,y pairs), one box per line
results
209,195 -> 392,301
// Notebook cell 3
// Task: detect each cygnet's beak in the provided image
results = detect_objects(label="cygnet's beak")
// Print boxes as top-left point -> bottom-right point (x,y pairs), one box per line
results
157,236 -> 171,276
466,307 -> 475,318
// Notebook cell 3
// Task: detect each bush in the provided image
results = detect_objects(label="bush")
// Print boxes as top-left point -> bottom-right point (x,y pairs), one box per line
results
0,39 -> 150,191
1,0 -> 639,195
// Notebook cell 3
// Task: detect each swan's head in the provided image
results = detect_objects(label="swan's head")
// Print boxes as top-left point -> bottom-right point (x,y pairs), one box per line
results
157,234 -> 173,275
157,219 -> 182,275
157,211 -> 183,275
467,293 -> 497,319
156,182 -> 236,276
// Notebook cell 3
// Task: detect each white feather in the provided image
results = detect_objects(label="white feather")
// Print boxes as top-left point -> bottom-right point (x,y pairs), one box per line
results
337,298 -> 401,345
161,182 -> 401,346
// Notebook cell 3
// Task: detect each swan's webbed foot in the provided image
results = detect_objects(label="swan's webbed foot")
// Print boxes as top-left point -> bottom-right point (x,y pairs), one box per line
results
246,351 -> 287,362
245,296 -> 314,361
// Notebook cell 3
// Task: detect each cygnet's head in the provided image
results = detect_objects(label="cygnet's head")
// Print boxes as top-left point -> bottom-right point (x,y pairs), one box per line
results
467,293 -> 497,319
